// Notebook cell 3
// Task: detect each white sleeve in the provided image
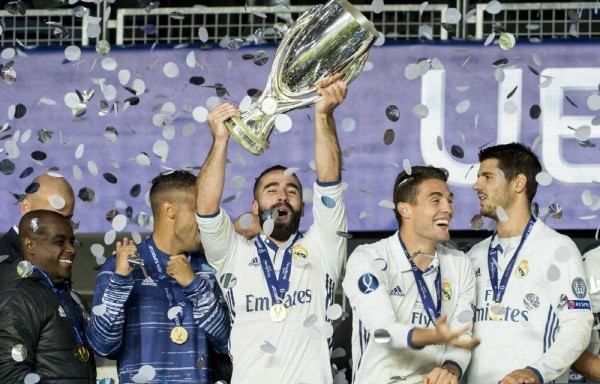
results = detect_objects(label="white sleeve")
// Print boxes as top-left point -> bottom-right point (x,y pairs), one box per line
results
528,239 -> 594,382
342,245 -> 416,350
196,208 -> 240,275
307,181 -> 347,280
440,255 -> 476,377
584,246 -> 600,355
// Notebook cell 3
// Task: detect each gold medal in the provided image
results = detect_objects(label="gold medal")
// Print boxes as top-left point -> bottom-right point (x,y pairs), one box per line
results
170,326 -> 189,344
73,345 -> 89,363
488,302 -> 505,321
269,303 -> 287,322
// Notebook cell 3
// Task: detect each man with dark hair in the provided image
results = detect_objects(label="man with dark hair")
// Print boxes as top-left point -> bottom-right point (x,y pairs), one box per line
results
87,170 -> 230,383
196,76 -> 348,383
467,142 -> 592,384
343,166 -> 478,384
0,210 -> 96,382
0,173 -> 76,289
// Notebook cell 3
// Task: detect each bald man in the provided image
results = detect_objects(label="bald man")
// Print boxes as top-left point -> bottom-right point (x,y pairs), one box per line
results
0,174 -> 75,289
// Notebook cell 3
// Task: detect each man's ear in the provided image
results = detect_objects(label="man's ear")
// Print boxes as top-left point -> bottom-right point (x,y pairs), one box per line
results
397,202 -> 411,219
163,201 -> 177,219
20,197 -> 31,216
300,202 -> 305,217
514,174 -> 527,195
22,237 -> 35,254
251,200 -> 259,216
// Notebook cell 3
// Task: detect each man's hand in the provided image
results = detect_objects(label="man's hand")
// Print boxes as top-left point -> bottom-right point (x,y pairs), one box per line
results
315,74 -> 348,115
114,237 -> 136,277
434,314 -> 480,350
166,255 -> 196,287
206,103 -> 239,142
422,366 -> 459,384
499,368 -> 540,384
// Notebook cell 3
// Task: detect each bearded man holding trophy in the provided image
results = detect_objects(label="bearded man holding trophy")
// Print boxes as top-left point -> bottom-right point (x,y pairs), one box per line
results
195,0 -> 377,382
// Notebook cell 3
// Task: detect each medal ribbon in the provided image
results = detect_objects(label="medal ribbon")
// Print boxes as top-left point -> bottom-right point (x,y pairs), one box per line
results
398,234 -> 441,325
143,237 -> 187,327
33,266 -> 85,347
487,216 -> 536,303
255,233 -> 302,305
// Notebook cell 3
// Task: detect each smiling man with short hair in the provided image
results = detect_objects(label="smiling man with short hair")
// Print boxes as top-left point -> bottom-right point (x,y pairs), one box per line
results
343,166 -> 478,384
0,210 -> 96,382
0,173 -> 76,290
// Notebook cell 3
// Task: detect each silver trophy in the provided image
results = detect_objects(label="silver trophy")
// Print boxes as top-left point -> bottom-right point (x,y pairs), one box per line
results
225,0 -> 378,155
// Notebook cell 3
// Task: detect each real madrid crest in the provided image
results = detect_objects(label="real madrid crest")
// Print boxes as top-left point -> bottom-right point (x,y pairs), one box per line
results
442,281 -> 452,301
292,244 -> 308,260
515,259 -> 529,277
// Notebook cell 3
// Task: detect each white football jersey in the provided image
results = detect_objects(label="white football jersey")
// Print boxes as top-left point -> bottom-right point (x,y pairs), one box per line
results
467,220 -> 593,383
196,182 -> 347,384
583,245 -> 600,355
343,233 -> 476,384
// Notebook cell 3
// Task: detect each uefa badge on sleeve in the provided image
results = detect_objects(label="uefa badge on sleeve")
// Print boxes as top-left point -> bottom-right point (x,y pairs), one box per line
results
572,277 -> 587,299
358,273 -> 379,294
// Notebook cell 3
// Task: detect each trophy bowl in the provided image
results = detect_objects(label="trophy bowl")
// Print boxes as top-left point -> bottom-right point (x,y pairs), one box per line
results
225,0 -> 378,155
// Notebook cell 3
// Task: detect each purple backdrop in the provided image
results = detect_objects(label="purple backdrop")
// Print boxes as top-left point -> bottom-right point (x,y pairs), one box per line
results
1,41 -> 599,233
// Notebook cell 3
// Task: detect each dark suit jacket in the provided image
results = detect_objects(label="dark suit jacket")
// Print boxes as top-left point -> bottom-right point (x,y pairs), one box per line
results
0,227 -> 23,289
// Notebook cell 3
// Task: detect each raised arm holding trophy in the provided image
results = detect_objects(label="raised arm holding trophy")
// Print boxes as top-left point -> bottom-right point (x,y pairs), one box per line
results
225,0 -> 378,155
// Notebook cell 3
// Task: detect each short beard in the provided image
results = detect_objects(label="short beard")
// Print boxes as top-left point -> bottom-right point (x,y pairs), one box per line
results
259,203 -> 301,242
480,206 -> 497,220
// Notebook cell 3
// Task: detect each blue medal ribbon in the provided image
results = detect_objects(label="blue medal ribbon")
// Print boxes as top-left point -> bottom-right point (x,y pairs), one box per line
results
398,233 -> 441,325
255,233 -> 302,305
33,266 -> 86,347
142,237 -> 187,327
487,216 -> 536,303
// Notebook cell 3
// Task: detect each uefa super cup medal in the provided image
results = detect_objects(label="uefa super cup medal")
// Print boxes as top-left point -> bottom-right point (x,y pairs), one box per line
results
224,0 -> 378,155
488,302 -> 505,321
170,326 -> 189,344
270,303 -> 287,322
74,345 -> 90,363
